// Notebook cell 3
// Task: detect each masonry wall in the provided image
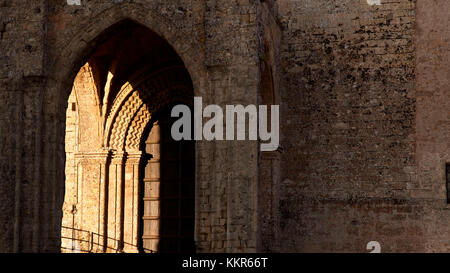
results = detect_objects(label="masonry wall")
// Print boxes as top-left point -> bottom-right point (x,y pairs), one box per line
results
415,0 -> 450,252
274,0 -> 450,253
0,0 -> 263,253
0,0 -> 47,252
276,0 -> 422,252
2,0 -> 450,253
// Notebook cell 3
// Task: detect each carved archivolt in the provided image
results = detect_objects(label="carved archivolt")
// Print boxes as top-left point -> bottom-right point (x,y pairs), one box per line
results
108,91 -> 144,150
126,104 -> 151,151
105,66 -> 193,152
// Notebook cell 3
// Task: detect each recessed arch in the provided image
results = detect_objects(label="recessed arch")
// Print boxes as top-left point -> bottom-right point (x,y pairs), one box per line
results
105,65 -> 193,151
56,8 -> 201,253
46,2 -> 207,123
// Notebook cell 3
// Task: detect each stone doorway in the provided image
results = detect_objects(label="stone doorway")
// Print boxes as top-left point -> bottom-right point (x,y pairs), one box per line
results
61,20 -> 195,253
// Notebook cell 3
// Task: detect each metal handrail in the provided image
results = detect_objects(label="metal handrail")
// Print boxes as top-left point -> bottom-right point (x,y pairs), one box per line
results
61,226 -> 154,253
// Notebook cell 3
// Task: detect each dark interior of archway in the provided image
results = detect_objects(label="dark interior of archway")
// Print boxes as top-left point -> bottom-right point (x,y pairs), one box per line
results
73,20 -> 195,253
86,20 -> 186,116
140,105 -> 195,253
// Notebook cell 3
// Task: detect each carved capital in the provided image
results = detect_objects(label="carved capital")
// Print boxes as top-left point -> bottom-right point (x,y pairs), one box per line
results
125,151 -> 143,165
75,150 -> 111,164
110,151 -> 126,165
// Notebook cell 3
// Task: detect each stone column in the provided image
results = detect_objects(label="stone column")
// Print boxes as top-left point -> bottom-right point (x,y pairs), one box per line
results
123,151 -> 142,253
107,151 -> 125,252
75,151 -> 110,253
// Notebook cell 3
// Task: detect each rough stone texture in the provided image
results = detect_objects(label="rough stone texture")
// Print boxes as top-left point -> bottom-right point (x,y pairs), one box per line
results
415,0 -> 450,252
1,0 -> 450,253
0,0 -> 262,253
0,0 -> 47,252
277,0 -> 420,252
274,0 -> 450,252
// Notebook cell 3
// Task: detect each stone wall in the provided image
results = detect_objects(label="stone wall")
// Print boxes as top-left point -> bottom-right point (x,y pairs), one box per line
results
1,0 -> 450,253
415,0 -> 450,252
0,0 -> 48,252
0,0 -> 263,253
277,0 -> 420,252
275,0 -> 450,252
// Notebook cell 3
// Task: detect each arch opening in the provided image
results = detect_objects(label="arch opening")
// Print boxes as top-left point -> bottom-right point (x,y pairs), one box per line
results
61,20 -> 195,253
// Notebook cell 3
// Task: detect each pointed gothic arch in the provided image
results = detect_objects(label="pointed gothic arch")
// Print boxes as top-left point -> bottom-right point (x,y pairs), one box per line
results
59,18 -> 197,253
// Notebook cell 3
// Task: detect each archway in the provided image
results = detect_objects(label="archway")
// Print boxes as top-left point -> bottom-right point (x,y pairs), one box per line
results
61,20 -> 195,253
